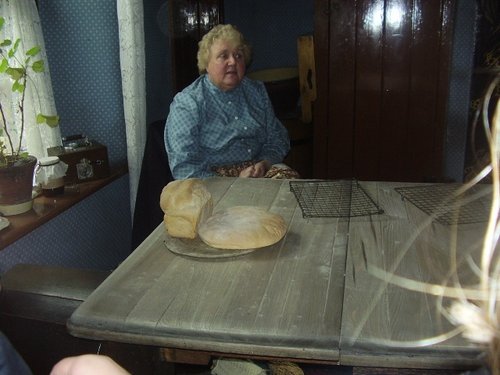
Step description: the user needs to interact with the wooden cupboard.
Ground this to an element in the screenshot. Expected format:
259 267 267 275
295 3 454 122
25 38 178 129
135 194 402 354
313 0 455 182
168 0 224 93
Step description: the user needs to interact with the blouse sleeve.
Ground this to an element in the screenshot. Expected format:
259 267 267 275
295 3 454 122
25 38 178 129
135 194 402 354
164 92 216 179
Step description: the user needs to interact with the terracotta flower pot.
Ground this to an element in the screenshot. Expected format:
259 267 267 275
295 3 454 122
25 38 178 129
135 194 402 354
0 155 37 216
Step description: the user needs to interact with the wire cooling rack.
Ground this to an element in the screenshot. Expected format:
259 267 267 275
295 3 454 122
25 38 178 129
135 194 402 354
289 180 384 219
395 184 492 225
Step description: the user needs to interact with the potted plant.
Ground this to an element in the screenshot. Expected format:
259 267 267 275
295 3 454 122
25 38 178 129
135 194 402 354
0 16 59 215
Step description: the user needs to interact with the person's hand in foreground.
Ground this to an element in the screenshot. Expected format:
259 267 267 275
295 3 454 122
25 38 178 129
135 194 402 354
50 354 130 375
239 160 271 178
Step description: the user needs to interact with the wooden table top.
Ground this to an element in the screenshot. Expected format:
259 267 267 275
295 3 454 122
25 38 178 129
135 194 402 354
339 182 487 370
68 178 488 369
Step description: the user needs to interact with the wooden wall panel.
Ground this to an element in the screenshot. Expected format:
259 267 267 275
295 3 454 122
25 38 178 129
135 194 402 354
353 0 386 180
314 0 455 182
435 0 455 181
408 0 439 180
377 0 413 181
326 0 357 179
406 0 449 181
313 0 331 179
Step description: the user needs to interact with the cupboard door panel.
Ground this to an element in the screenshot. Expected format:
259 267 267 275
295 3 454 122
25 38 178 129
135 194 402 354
314 0 454 182
353 0 386 180
314 0 357 179
405 0 452 181
326 0 357 179
169 0 200 93
313 0 331 179
198 0 223 35
377 0 413 181
169 0 223 93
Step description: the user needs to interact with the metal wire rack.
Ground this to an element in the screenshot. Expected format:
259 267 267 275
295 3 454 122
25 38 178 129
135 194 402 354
395 184 492 225
289 180 384 219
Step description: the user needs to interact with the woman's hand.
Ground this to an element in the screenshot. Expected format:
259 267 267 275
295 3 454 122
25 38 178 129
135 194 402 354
239 160 271 178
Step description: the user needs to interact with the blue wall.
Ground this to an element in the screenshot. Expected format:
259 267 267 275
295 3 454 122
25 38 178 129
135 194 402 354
39 0 127 166
1 0 133 274
225 0 314 72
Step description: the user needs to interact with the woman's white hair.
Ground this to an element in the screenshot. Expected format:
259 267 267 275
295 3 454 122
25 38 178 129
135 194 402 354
196 24 252 74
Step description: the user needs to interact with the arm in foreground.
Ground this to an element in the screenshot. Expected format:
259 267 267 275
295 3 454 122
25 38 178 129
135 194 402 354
50 355 130 375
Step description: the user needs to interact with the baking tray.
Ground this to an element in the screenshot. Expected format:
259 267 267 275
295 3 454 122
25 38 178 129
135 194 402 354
289 180 384 219
395 184 492 225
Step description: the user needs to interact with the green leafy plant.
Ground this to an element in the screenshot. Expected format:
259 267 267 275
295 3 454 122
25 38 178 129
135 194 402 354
0 16 59 167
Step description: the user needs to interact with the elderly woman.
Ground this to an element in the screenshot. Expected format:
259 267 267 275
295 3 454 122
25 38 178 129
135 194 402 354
164 24 291 179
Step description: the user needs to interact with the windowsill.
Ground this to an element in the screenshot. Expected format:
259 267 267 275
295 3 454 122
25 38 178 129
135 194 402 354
0 165 128 251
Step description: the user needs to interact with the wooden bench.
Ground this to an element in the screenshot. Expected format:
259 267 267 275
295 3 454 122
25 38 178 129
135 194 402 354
0 264 173 374
0 264 110 324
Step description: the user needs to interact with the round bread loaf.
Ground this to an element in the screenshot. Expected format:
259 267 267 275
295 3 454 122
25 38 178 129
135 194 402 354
160 178 213 239
198 206 286 249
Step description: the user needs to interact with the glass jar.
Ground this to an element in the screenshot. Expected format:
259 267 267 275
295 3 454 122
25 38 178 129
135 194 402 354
36 156 67 196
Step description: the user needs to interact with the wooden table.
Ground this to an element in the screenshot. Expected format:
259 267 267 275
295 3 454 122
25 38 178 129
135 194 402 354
340 182 487 370
68 178 487 370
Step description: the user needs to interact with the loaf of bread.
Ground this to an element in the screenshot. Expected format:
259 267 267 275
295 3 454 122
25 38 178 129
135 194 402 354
198 206 286 249
160 179 213 239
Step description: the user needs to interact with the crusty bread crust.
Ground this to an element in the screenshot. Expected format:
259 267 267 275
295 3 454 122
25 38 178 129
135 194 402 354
160 179 213 239
198 206 286 249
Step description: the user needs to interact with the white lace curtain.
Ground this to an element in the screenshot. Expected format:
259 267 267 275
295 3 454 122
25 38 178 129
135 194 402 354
0 0 61 159
117 0 147 218
1 0 147 216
